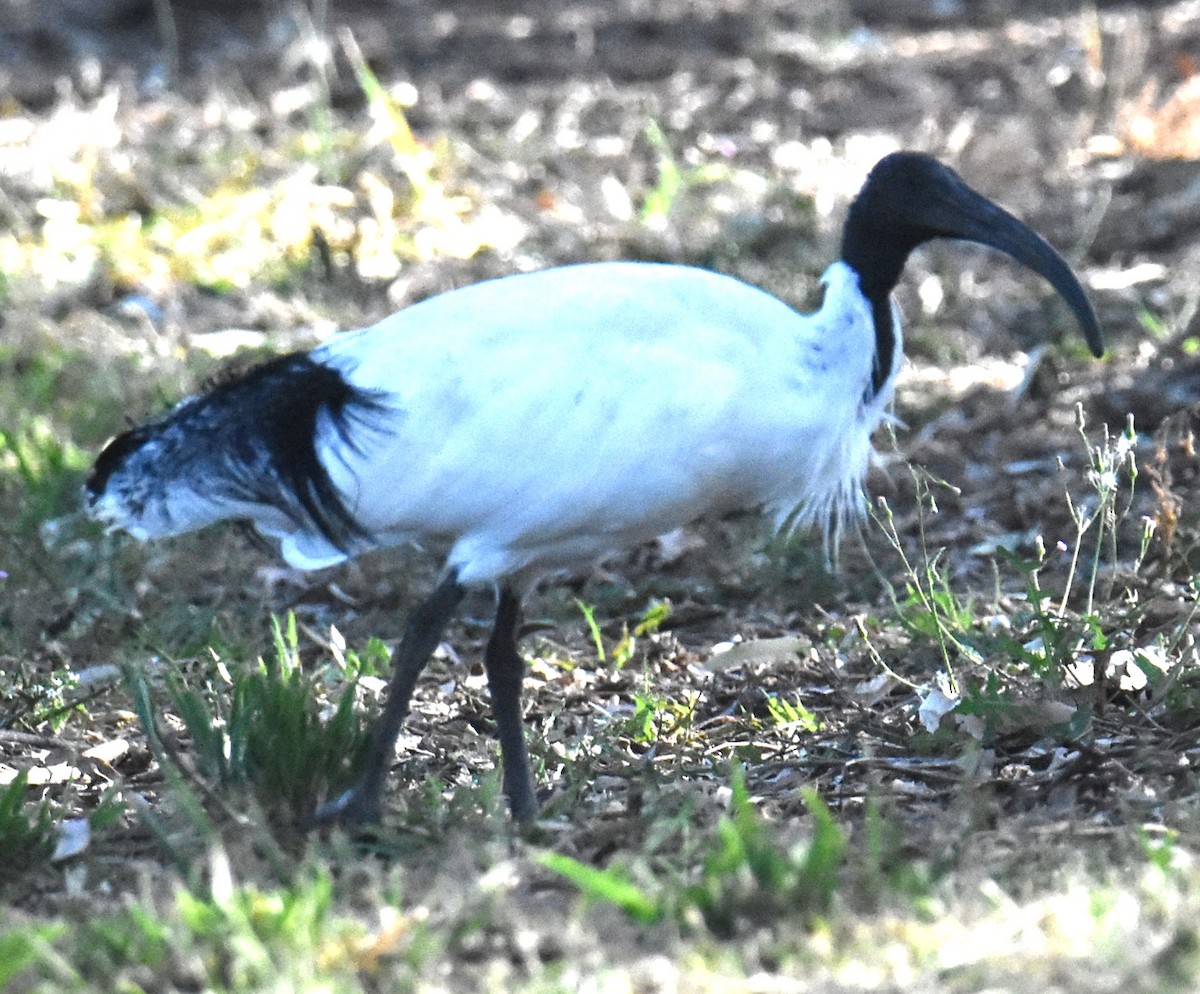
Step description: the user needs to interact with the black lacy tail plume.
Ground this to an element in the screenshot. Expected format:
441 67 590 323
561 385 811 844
206 352 389 550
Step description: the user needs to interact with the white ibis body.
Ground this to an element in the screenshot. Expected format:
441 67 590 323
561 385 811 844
86 152 1104 825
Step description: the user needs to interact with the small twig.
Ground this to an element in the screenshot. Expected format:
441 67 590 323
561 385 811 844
0 729 64 749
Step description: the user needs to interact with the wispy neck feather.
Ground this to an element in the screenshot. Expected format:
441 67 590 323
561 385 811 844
772 262 897 563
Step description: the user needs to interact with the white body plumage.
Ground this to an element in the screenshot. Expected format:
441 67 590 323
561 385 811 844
87 261 895 584
290 260 894 581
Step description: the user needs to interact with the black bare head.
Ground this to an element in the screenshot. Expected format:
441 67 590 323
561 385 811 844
86 424 154 502
840 152 1104 389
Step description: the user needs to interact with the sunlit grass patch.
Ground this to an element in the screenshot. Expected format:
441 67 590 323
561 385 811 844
0 832 1196 992
7 152 493 298
1 857 437 992
0 49 526 305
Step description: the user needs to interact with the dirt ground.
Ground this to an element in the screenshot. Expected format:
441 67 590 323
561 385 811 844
2 0 1200 987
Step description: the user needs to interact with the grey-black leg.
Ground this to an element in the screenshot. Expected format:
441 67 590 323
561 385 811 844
484 587 538 823
313 571 465 826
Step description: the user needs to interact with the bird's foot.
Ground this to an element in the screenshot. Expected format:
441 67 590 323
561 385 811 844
507 782 540 828
310 783 382 829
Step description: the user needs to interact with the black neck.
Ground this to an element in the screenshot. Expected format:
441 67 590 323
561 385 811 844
841 211 930 397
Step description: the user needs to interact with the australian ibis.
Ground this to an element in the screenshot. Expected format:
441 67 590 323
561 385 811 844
85 151 1103 825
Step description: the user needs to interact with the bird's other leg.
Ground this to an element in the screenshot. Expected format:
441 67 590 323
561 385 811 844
313 571 466 826
484 586 538 823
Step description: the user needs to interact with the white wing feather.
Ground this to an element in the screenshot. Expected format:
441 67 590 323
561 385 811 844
293 261 891 582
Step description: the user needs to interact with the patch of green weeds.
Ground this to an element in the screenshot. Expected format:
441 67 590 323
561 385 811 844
0 332 174 654
854 796 938 905
0 416 91 530
1140 826 1183 876
332 632 392 680
574 598 700 750
129 613 371 829
541 768 846 935
0 772 54 879
539 851 664 925
876 471 979 684
69 904 173 983
0 923 66 989
173 863 346 985
576 598 670 669
871 407 1156 741
640 122 731 231
763 692 821 733
1 664 89 733
1137 292 1200 353
8 334 148 438
684 774 845 936
621 689 700 746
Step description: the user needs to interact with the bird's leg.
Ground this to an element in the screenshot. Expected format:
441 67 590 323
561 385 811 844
313 571 465 826
484 587 539 823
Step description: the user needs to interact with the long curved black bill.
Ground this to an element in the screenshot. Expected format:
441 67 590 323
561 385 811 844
844 153 1104 357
